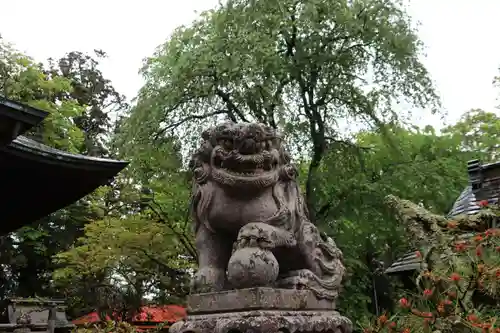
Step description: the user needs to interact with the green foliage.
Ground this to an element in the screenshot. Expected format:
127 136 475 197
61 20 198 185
319 123 494 323
125 0 440 217
364 202 500 333
53 130 195 314
442 109 500 162
74 321 138 333
0 37 85 152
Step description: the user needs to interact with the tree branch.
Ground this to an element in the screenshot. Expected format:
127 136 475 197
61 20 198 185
153 109 228 141
128 245 188 277
147 202 198 260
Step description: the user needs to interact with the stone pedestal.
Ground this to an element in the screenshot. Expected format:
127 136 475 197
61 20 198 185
170 288 352 333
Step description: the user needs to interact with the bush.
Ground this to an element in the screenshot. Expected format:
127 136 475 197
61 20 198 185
74 321 138 333
364 200 499 332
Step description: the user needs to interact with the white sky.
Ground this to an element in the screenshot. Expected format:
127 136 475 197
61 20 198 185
1 0 499 129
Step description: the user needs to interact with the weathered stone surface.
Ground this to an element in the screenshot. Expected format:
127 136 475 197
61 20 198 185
189 122 345 301
188 288 335 314
179 123 353 333
170 310 352 333
227 248 279 289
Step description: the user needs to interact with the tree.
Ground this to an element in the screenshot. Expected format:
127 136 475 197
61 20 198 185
53 133 195 315
0 36 85 151
442 109 500 162
44 50 128 156
0 37 128 314
316 124 482 323
124 0 439 221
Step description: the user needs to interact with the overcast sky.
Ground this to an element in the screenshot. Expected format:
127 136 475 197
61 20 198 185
1 0 499 129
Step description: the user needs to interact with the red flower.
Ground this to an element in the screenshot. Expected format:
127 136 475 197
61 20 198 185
423 289 433 297
467 314 478 322
478 200 489 207
474 234 483 242
454 242 467 252
475 245 483 257
399 297 410 308
450 272 461 282
389 322 396 328
415 250 422 258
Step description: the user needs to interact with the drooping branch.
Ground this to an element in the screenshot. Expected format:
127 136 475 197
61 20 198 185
146 202 197 260
128 245 189 277
153 109 228 141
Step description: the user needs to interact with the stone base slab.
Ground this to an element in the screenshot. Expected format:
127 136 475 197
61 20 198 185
169 310 353 333
188 288 335 314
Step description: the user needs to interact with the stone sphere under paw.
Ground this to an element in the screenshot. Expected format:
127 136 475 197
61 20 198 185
227 247 279 288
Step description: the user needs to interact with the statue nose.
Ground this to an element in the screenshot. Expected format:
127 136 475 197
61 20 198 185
239 138 257 154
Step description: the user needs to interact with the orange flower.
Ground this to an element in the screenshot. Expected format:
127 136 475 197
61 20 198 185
474 234 483 242
447 221 457 229
401 328 410 333
377 314 388 325
450 272 461 282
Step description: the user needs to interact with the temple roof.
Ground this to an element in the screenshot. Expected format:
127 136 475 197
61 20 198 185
385 159 500 274
0 96 128 234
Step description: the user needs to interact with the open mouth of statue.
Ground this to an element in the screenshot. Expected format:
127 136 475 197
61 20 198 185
212 153 278 177
210 137 280 179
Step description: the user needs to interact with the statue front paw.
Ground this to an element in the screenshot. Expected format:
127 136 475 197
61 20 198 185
190 267 226 293
234 222 296 250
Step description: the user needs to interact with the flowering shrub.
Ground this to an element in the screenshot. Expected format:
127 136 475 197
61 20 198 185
365 201 500 332
74 321 138 333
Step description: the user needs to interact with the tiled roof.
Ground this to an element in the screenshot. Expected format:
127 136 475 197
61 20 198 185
385 159 500 275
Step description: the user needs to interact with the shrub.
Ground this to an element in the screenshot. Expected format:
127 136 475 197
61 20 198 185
364 200 499 332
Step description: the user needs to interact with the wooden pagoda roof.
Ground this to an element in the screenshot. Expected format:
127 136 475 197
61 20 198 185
0 96 128 234
385 158 500 274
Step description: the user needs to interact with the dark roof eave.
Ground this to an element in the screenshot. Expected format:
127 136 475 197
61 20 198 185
5 136 129 171
481 160 500 171
0 96 48 125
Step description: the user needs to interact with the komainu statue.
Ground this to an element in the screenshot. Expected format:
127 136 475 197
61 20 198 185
188 122 345 301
